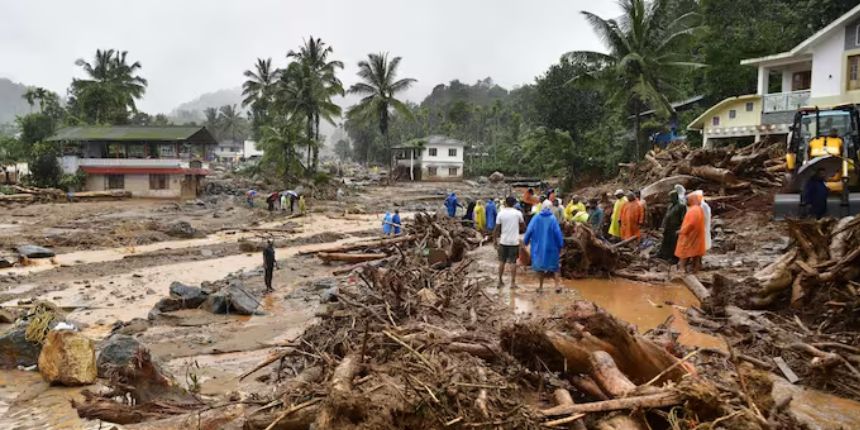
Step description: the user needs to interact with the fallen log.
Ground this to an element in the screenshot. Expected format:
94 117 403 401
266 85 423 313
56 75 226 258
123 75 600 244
680 274 711 303
300 235 414 255
540 390 682 416
0 194 35 203
690 166 749 189
640 175 699 206
74 190 132 200
589 351 636 397
317 252 387 264
595 415 648 430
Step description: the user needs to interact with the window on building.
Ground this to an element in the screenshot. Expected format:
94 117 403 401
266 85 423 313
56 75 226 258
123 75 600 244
849 55 860 91
712 116 720 126
427 166 438 176
792 71 811 91
107 143 126 158
745 102 754 112
149 174 169 190
127 144 145 158
856 25 860 46
448 148 457 157
428 148 438 156
159 144 177 158
448 167 458 176
729 110 737 120
107 174 124 190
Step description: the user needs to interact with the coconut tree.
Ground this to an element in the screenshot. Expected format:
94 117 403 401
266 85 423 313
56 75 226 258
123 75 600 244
203 107 221 140
347 52 416 173
285 37 344 171
218 104 247 145
242 58 281 138
565 0 701 159
69 49 148 124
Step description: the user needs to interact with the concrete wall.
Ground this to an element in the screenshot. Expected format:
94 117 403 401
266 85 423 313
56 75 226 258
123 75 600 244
84 173 183 198
845 19 860 50
422 145 464 164
702 98 762 134
421 162 463 181
812 29 846 99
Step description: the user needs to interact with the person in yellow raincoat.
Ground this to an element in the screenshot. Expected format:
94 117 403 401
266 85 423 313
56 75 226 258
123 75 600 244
474 200 486 231
608 189 627 238
563 196 586 222
298 195 307 214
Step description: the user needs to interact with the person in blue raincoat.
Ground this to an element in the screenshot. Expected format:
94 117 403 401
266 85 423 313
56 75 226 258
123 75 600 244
382 211 393 236
445 193 460 217
392 210 402 235
523 200 565 292
485 198 498 232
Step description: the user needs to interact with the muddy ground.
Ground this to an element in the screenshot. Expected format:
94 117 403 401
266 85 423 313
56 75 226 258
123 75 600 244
0 180 858 429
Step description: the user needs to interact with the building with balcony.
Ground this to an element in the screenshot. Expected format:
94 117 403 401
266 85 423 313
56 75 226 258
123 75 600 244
689 4 860 147
393 135 464 181
49 126 217 198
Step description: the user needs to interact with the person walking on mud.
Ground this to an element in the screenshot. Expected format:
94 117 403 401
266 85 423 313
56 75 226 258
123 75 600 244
263 239 277 293
524 200 564 292
494 196 525 289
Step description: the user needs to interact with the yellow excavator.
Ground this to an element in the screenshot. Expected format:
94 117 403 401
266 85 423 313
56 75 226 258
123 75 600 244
773 105 860 220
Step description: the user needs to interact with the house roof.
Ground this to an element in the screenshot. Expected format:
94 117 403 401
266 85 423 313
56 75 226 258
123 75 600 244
393 135 464 149
48 126 217 144
687 94 760 131
741 4 860 66
628 95 705 119
80 166 209 175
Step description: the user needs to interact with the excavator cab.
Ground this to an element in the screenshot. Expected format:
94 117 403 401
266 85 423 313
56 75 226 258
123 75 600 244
773 105 860 220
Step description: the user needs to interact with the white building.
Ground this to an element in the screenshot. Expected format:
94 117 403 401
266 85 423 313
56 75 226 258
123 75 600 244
393 135 464 181
689 4 860 146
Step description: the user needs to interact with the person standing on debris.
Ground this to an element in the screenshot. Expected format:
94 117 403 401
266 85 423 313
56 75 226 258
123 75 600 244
280 192 288 212
463 200 476 224
551 198 564 223
392 210 402 235
266 192 278 211
658 190 686 262
445 192 460 217
608 190 627 239
803 168 829 219
494 196 525 288
697 190 712 251
524 200 564 292
485 198 498 233
246 189 257 208
475 200 486 231
298 195 307 214
676 193 706 273
587 200 604 232
263 239 277 293
635 190 646 227
620 192 644 241
382 211 393 236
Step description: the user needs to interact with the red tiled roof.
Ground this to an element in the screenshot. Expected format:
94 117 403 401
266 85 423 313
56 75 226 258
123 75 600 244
80 166 209 175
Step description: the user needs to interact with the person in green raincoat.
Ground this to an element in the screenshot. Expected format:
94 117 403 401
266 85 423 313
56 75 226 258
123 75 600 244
658 190 686 263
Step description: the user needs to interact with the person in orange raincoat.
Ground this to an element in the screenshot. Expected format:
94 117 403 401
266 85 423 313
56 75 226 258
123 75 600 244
620 192 644 240
675 192 706 273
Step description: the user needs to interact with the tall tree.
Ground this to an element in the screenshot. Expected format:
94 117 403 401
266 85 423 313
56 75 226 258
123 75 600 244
347 52 416 172
68 49 148 124
567 0 701 159
242 58 281 139
285 37 344 171
218 104 246 144
203 107 221 139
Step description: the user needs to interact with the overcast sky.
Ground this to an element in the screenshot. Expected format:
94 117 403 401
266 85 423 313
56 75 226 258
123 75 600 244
0 0 620 114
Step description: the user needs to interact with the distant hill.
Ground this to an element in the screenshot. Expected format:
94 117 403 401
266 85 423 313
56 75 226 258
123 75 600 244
169 87 244 123
0 78 32 125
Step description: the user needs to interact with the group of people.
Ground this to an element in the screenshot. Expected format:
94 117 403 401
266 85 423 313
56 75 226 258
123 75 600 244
381 210 402 236
655 185 712 273
246 189 306 215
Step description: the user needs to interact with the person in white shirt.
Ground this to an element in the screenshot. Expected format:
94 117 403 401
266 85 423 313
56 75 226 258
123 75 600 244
494 196 525 288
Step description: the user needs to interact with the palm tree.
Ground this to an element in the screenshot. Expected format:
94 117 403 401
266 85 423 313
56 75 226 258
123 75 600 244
203 107 221 140
258 117 307 183
348 52 416 173
565 0 701 159
70 49 148 124
218 104 246 144
285 36 344 171
242 58 281 137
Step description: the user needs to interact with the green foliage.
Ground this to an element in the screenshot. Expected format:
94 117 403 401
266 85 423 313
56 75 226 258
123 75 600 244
58 169 87 192
256 117 308 184
333 139 351 161
27 141 62 188
67 49 147 125
0 135 26 164
17 113 57 146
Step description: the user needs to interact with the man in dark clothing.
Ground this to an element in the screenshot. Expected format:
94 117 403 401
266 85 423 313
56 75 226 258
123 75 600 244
266 193 278 211
803 168 829 219
658 190 686 262
263 240 276 293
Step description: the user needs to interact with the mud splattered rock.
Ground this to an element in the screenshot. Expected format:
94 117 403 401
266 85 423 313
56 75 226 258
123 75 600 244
38 330 96 385
0 326 42 368
488 171 505 183
169 282 208 307
16 245 55 259
166 221 198 238
202 283 261 315
0 257 13 269
97 334 140 377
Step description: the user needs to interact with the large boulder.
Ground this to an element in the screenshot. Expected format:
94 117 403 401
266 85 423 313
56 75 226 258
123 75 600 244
0 256 13 269
16 245 55 259
97 334 141 377
202 283 261 315
38 330 97 385
488 171 505 183
166 221 198 238
169 282 208 307
0 326 42 368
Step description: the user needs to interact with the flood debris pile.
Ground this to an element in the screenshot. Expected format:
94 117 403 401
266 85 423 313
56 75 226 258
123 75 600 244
305 211 482 272
560 222 628 278
0 184 131 204
696 214 860 399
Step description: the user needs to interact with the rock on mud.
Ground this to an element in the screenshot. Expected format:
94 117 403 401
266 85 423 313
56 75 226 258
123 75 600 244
16 245 55 259
0 326 42 368
202 283 261 315
169 282 209 307
165 221 198 238
97 334 141 377
38 330 97 385
489 171 505 183
0 256 13 268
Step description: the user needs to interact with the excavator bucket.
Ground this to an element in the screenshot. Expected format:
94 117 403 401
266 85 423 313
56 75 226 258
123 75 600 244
773 192 860 220
787 155 843 191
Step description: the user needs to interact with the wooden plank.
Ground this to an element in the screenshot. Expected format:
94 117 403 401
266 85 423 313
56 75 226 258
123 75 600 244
773 356 799 384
